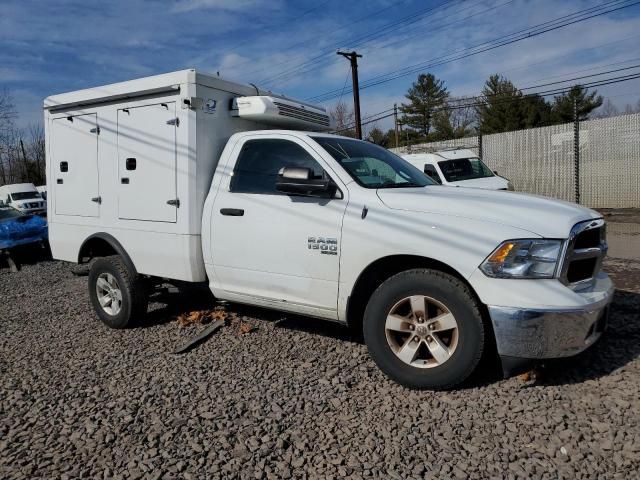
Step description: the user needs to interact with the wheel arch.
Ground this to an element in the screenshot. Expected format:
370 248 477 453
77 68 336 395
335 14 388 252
346 254 486 333
78 233 138 275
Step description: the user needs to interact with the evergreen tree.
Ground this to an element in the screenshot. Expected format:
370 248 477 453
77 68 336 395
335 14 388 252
521 94 552 127
399 73 449 137
551 85 603 122
476 74 526 134
476 75 553 133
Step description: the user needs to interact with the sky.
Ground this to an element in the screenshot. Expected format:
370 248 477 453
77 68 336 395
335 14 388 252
2 0 640 131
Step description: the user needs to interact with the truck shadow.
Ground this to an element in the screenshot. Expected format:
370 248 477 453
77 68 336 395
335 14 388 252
140 284 639 387
535 290 640 386
140 281 361 343
0 243 52 271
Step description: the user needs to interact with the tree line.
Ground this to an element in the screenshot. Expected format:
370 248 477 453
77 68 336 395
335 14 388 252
0 90 45 187
330 72 640 147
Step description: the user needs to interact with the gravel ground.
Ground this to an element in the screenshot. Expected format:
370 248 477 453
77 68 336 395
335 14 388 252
1 256 639 479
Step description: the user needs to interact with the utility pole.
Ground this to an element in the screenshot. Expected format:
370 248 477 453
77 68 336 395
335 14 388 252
337 50 363 139
573 97 580 204
19 138 29 182
0 147 6 185
393 104 399 148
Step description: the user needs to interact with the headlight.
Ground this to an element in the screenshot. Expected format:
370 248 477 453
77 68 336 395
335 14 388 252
507 181 514 191
480 239 562 279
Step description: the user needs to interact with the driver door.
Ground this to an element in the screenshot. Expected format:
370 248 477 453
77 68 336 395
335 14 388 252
210 134 348 318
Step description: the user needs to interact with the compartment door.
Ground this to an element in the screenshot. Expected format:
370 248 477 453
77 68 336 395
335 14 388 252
51 113 100 217
117 103 177 223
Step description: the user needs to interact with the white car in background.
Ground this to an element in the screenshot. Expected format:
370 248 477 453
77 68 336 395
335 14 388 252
0 183 47 215
402 148 513 191
36 185 47 200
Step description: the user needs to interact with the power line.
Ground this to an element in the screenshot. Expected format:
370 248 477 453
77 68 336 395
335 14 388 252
312 0 636 101
349 0 515 62
265 0 511 88
258 0 461 87
497 33 640 78
209 0 334 68
332 68 640 133
234 0 409 80
309 0 640 102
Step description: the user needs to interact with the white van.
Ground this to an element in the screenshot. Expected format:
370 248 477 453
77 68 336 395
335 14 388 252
402 148 513 190
0 183 47 214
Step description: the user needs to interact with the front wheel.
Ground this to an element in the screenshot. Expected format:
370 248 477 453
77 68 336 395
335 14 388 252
88 256 148 329
363 269 485 390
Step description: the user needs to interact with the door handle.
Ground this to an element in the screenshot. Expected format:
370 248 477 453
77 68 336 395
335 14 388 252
121 178 129 184
91 196 102 204
220 208 244 216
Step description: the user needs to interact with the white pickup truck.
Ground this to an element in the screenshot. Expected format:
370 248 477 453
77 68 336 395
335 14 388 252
45 70 612 389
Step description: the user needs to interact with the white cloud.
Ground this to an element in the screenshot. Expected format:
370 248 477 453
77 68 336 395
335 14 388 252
0 67 23 82
173 0 275 12
4 0 640 128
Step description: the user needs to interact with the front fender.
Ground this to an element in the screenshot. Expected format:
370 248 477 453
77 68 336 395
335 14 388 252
337 196 539 320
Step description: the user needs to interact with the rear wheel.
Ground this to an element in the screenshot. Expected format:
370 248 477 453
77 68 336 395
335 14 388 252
363 269 485 390
88 256 148 329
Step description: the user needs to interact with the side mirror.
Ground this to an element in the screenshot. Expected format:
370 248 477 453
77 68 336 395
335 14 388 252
424 168 442 185
276 167 335 197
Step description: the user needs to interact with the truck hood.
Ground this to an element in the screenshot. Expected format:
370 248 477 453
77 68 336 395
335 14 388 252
376 186 600 238
447 176 509 190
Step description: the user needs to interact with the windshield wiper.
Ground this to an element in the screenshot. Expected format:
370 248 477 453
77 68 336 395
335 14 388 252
376 181 423 189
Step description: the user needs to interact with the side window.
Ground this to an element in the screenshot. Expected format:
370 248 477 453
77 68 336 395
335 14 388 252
230 139 325 194
424 164 442 184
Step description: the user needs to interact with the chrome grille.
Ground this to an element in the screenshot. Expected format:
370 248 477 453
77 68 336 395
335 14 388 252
559 219 607 288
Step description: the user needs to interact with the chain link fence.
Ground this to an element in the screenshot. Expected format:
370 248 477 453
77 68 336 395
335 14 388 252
390 112 640 208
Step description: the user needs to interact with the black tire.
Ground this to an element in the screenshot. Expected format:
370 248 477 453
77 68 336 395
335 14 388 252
88 255 148 329
363 269 485 390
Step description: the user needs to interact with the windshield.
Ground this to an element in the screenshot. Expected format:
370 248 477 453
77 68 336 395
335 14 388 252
437 158 494 182
0 208 24 221
311 136 433 189
11 191 41 200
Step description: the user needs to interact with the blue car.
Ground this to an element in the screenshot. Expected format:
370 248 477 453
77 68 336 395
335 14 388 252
0 207 48 250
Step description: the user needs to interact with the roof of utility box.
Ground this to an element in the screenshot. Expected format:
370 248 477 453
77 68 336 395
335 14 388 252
43 69 324 115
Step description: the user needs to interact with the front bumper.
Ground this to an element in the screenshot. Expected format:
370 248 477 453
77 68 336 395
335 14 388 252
487 274 614 360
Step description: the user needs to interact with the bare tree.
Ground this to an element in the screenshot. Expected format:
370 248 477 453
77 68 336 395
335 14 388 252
0 90 17 184
329 101 356 137
0 89 16 132
433 96 477 140
27 124 46 185
597 98 619 118
0 90 46 186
